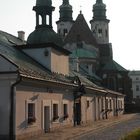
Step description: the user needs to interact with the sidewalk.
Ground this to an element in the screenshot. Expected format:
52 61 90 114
30 114 137 140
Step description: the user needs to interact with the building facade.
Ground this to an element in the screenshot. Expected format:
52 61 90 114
129 71 140 107
0 0 128 140
58 0 132 105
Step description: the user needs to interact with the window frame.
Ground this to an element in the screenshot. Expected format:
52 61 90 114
52 103 59 122
26 100 37 126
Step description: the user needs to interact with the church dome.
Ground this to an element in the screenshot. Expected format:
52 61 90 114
36 0 52 6
59 0 73 21
93 0 107 20
27 27 63 46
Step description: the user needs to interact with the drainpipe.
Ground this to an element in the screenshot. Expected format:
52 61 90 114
105 93 108 119
73 91 76 127
9 72 21 140
116 95 118 116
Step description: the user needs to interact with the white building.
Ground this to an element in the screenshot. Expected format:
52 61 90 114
0 0 125 140
129 71 140 99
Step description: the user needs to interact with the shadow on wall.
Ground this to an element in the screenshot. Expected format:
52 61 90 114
18 120 27 129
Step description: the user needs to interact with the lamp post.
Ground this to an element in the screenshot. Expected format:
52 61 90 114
73 76 86 126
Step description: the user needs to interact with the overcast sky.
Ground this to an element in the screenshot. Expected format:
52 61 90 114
0 0 140 71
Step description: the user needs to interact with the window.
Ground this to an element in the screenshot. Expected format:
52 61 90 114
136 85 139 91
46 15 49 25
39 15 42 25
98 29 102 37
120 101 123 109
105 99 108 110
87 100 90 108
63 104 68 120
98 29 102 33
53 104 59 121
63 29 68 36
109 99 112 111
28 103 36 124
101 98 104 111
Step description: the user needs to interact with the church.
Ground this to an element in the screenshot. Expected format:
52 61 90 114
56 0 132 105
0 0 130 140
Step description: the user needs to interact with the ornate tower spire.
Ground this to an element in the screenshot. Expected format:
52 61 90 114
27 0 63 46
93 0 107 20
56 0 74 39
90 0 110 44
90 0 112 66
96 0 103 3
59 0 73 21
63 0 69 4
33 0 55 29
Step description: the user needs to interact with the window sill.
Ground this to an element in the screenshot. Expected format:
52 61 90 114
63 119 69 122
52 120 59 124
27 123 38 128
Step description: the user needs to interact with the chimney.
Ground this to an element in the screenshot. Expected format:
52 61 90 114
18 31 25 41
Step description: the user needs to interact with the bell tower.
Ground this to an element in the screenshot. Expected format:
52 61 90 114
90 0 112 68
27 0 63 46
33 0 55 29
90 0 110 44
56 0 74 39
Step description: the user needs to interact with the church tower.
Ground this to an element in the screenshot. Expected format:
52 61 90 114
27 0 62 46
33 0 54 29
90 0 110 44
56 0 74 39
90 0 112 67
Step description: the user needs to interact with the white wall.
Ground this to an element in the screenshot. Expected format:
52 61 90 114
15 85 74 137
23 48 51 70
129 71 140 98
23 47 69 75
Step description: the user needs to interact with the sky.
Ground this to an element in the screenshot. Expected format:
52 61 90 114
0 0 140 71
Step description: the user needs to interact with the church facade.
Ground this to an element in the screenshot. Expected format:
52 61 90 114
57 0 132 106
0 0 129 140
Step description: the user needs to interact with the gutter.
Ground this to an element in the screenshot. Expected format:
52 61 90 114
116 95 118 116
9 72 21 140
105 92 108 119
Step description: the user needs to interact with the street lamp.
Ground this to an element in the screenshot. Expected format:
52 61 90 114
73 76 86 126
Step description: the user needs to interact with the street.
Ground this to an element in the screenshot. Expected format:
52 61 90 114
29 114 140 140
75 114 140 140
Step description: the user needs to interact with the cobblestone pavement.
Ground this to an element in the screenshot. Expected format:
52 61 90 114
75 114 140 140
29 114 140 140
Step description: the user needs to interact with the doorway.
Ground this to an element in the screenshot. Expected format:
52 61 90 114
44 106 50 133
74 99 81 126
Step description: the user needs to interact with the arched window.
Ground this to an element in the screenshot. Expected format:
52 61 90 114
46 15 49 25
63 29 68 36
98 29 102 37
39 15 42 25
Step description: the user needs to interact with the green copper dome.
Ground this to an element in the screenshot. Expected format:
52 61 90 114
36 0 52 6
27 0 63 46
70 48 97 59
93 0 107 20
96 0 103 3
27 27 63 46
59 0 73 21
